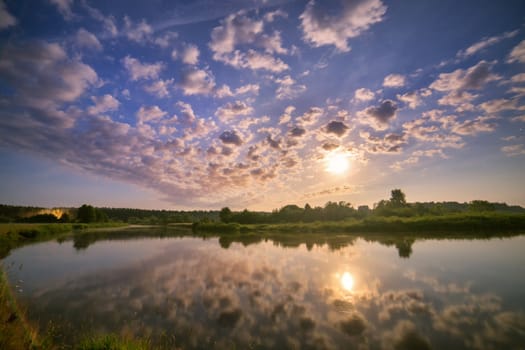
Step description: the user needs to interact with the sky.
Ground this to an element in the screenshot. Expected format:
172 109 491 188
0 0 524 211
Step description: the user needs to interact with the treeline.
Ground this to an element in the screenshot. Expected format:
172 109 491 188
0 204 220 224
219 189 525 224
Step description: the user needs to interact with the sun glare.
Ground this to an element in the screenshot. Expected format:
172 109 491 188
326 152 350 175
340 272 354 291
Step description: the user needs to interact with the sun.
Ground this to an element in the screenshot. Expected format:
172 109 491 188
325 152 350 174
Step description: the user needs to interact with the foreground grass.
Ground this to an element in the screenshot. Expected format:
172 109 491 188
77 334 149 350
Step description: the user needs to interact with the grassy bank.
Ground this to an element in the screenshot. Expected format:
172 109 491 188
0 269 40 349
193 213 525 235
0 222 127 259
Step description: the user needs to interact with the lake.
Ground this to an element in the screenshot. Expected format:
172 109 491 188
2 228 525 349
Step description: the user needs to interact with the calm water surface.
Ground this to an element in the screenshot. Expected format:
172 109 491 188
3 230 525 349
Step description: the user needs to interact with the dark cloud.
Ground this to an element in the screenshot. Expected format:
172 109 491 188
219 130 243 146
289 126 306 137
366 100 397 123
325 120 349 137
322 143 339 151
266 135 281 149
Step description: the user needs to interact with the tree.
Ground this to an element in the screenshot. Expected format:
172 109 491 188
468 200 495 212
219 207 232 223
390 189 407 207
77 204 96 223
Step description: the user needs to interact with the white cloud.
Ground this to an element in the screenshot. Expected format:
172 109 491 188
124 16 153 44
123 56 164 81
181 44 200 65
451 116 497 136
457 30 518 58
209 11 289 73
88 94 119 115
430 60 500 92
397 91 421 109
501 144 525 156
216 101 253 123
507 39 525 64
171 50 177 61
216 49 289 72
144 79 174 98
279 106 295 125
49 0 74 20
383 74 406 88
300 0 386 52
136 105 167 124
179 68 216 95
75 28 102 51
81 1 117 37
510 73 525 83
0 0 17 29
480 99 525 114
354 88 375 101
153 31 178 48
216 83 260 98
275 75 306 100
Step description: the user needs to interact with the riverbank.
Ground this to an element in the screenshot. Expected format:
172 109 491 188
0 222 128 259
193 213 525 235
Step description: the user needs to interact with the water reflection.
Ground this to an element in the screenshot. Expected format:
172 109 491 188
340 272 354 292
3 230 525 349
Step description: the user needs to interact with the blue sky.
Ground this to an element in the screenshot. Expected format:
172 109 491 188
0 0 524 210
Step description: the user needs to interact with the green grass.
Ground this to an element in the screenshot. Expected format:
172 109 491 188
76 334 149 350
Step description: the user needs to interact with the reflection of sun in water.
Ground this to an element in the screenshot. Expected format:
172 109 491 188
340 272 354 291
325 152 350 175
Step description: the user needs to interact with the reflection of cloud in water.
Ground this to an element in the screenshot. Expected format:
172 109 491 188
22 237 525 349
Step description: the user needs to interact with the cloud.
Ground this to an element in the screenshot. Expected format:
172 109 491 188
383 73 406 88
209 10 264 55
358 100 398 130
324 121 349 137
397 91 422 109
179 68 216 96
457 30 518 58
136 105 167 124
430 60 500 92
275 75 306 100
216 101 253 123
279 105 296 125
153 31 178 48
144 79 174 98
88 94 120 115
507 39 525 63
0 0 16 29
360 130 406 154
81 1 117 37
0 41 98 109
124 16 153 43
209 10 289 72
216 84 260 98
451 116 497 136
217 49 289 72
219 130 243 146
299 0 386 52
75 28 102 51
49 0 74 20
354 88 375 102
501 144 525 156
123 56 164 81
289 126 306 137
480 98 525 114
181 44 200 65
